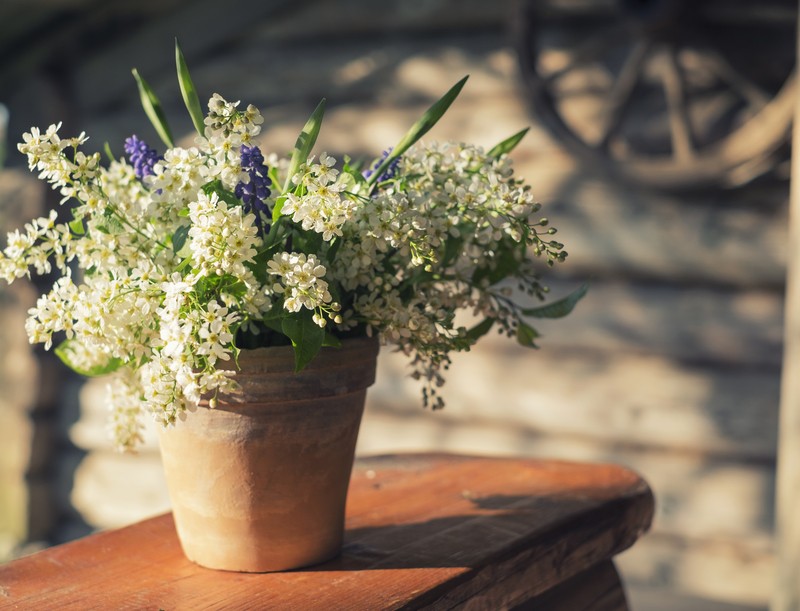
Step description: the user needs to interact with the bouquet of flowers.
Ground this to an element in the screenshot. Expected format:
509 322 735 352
4 42 584 450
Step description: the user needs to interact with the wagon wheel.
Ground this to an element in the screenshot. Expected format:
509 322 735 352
514 0 797 190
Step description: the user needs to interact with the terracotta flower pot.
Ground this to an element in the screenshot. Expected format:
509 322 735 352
157 335 379 572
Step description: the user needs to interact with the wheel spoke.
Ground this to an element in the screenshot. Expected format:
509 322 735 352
515 0 794 188
701 46 771 111
525 0 619 27
660 46 695 161
597 38 651 149
541 23 630 84
697 2 797 27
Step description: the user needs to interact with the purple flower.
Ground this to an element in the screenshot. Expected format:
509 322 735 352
123 135 161 180
235 145 272 234
364 148 401 183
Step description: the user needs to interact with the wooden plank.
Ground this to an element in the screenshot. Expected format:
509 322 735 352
0 170 45 230
72 34 535 152
181 29 788 289
773 6 800 609
10 8 791 289
67 451 170 530
513 279 783 367
619 533 775 608
0 172 44 556
537 177 789 289
356 409 777 604
0 2 124 99
87 120 787 294
69 328 780 484
252 0 516 41
71 0 518 110
358 410 776 545
61 30 792 289
0 454 654 610
627 587 769 611
513 560 628 611
71 0 297 113
78 264 784 448
0 408 29 560
183 32 517 109
367 345 780 461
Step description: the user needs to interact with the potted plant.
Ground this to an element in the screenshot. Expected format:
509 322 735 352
3 42 585 571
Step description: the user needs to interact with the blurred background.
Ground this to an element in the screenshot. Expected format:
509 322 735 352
0 1 795 609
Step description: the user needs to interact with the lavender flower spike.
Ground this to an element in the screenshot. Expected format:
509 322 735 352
364 148 401 183
124 135 160 179
235 144 272 234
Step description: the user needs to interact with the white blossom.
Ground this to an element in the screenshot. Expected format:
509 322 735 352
5 90 571 451
267 252 337 324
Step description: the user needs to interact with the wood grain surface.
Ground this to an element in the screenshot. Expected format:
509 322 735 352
0 454 653 610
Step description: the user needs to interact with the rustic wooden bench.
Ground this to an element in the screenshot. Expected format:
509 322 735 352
0 453 653 610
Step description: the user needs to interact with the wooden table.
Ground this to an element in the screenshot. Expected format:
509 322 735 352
0 453 654 610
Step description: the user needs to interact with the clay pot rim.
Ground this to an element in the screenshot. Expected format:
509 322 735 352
229 334 379 372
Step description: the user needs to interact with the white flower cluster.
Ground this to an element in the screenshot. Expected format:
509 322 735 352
6 96 276 446
5 83 572 450
268 252 340 326
282 154 356 241
328 140 563 406
145 296 241 425
149 147 211 209
187 191 261 278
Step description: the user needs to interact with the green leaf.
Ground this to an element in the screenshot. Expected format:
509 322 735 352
487 127 530 159
335 170 357 193
322 333 342 348
465 317 495 342
224 279 248 299
132 68 174 148
175 39 206 137
342 155 366 176
521 284 588 319
174 256 192 273
202 179 239 207
473 242 522 287
268 166 281 190
281 310 325 372
367 75 468 188
262 217 288 251
272 194 288 224
56 340 124 377
441 234 464 267
282 98 326 194
250 308 284 335
294 229 323 256
103 141 116 163
94 212 123 236
325 236 342 262
69 218 85 236
516 320 540 348
172 224 190 254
